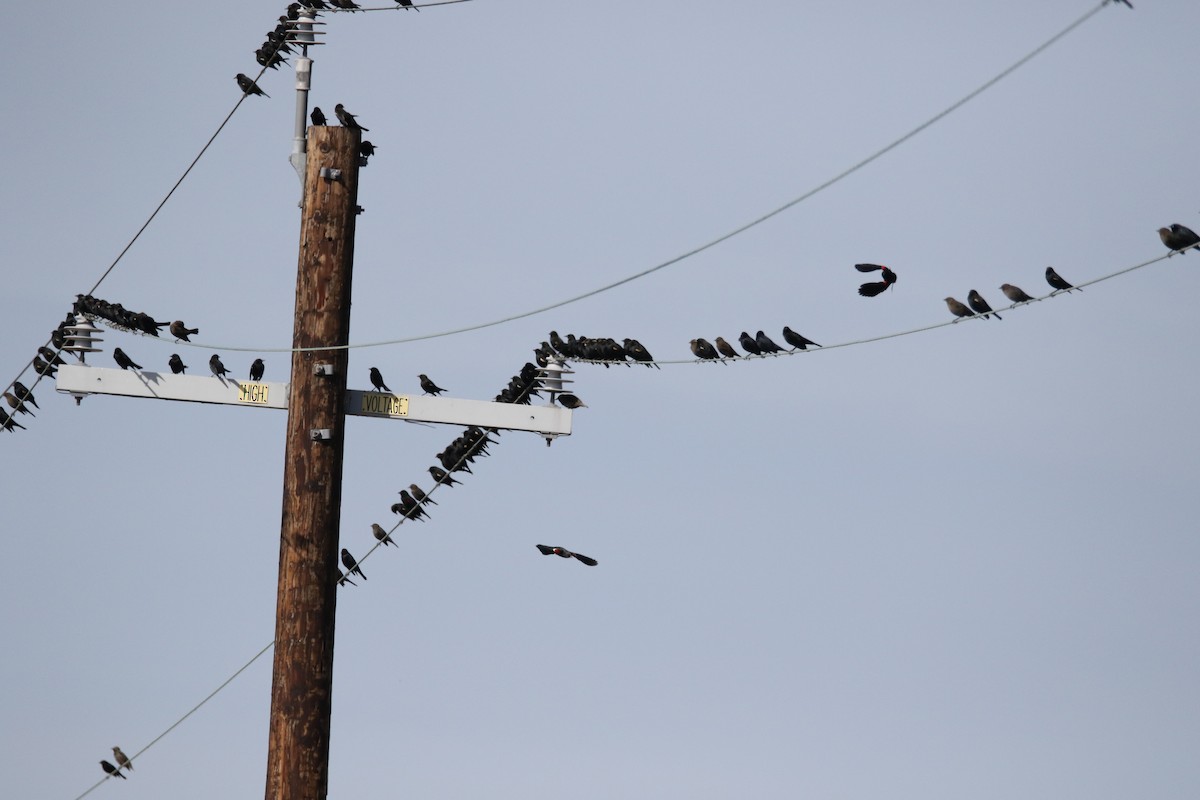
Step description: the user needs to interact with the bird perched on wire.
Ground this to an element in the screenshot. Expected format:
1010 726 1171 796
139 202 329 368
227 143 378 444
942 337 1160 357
737 331 763 357
13 382 38 409
557 393 587 409
781 326 820 350
169 320 199 341
330 0 362 10
623 338 659 368
33 355 57 377
249 359 265 382
372 522 397 547
236 73 269 98
536 544 598 566
395 490 429 521
398 0 420 10
713 336 739 359
967 290 1001 320
1159 223 1200 255
334 103 368 131
1000 283 1034 304
210 354 232 378
1045 267 1079 293
310 106 327 126
113 348 142 371
0 411 27 432
755 330 783 355
369 367 391 392
418 374 445 396
429 465 462 487
3 392 33 417
38 346 67 367
944 297 975 320
112 746 133 773
337 569 356 587
690 338 720 361
409 483 437 506
855 263 898 297
341 548 366 580
168 354 187 374
100 760 126 780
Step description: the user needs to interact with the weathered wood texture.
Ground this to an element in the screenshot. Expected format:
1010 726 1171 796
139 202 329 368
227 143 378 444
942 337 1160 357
265 124 361 800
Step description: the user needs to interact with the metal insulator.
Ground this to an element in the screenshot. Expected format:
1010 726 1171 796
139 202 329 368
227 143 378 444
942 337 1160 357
61 314 104 354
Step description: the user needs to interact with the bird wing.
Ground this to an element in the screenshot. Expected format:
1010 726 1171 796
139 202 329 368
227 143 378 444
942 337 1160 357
858 281 888 297
573 553 599 566
855 263 885 273
536 544 556 556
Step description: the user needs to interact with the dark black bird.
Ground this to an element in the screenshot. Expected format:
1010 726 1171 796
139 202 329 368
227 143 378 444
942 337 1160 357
337 569 356 587
310 106 327 126
781 326 820 350
369 367 391 392
33 356 57 377
1045 267 1079 293
737 331 762 356
1159 224 1200 255
0 412 26 432
1000 284 1034 304
100 761 126 780
249 359 265 382
714 336 739 359
557 393 587 409
12 381 38 408
623 338 658 368
168 354 187 374
359 140 376 157
536 544 598 566
38 346 67 367
334 103 368 131
331 0 362 9
210 354 231 378
429 465 461 487
396 490 429 520
341 548 366 580
372 523 396 547
169 320 199 341
418 374 445 395
755 330 783 355
4 393 33 417
236 73 269 98
967 290 1001 320
855 263 898 297
944 297 975 320
690 338 720 360
398 0 420 11
113 348 142 371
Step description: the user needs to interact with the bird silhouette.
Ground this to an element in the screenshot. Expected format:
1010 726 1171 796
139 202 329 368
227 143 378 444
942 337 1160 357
168 354 187 374
737 331 763 356
536 544 598 566
944 297 975 320
623 338 659 368
1159 223 1200 255
100 760 126 780
210 354 232 378
855 263 898 297
113 348 142 371
372 523 397 547
236 73 269 97
781 326 820 350
359 140 377 157
418 374 445 395
557 393 587 409
398 0 420 9
1000 284 1034 304
690 338 720 360
12 382 37 408
369 367 391 392
755 330 783 355
39 346 67 367
337 569 356 587
429 465 461 487
334 103 368 131
3 392 33 417
341 548 366 580
0 412 27 432
409 483 437 506
249 359 265 382
169 320 199 341
112 746 133 772
967 290 1001 320
1045 267 1079 293
33 356 57 377
310 106 327 126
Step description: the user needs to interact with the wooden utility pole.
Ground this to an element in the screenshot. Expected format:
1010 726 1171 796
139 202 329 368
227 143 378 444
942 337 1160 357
264 124 361 800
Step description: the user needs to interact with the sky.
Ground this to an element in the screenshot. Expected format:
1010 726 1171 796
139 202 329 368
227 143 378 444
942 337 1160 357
2 1 1199 798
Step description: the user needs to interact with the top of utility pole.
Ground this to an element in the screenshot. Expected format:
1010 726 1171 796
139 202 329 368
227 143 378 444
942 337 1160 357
288 9 323 185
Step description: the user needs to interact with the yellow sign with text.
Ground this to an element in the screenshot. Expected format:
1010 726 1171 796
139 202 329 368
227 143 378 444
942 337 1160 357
238 383 270 404
360 393 409 417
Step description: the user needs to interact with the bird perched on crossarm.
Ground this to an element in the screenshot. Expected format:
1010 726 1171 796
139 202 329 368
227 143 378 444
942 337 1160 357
113 348 142 371
210 354 232 378
168 354 187 374
855 263 898 297
249 359 265 382
418 374 445 395
369 367 391 392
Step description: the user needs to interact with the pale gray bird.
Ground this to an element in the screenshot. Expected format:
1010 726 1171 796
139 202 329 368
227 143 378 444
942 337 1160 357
371 523 396 547
967 290 1001 320
210 354 231 378
112 746 133 772
1000 283 1034 303
334 103 368 131
169 320 199 341
944 297 975 320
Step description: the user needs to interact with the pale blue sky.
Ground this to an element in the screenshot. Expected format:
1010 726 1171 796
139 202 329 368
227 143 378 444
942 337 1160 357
2 2 1199 798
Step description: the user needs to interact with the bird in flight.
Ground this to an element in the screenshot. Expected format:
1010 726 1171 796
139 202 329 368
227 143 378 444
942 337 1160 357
536 544 598 566
855 263 898 297
557 393 587 409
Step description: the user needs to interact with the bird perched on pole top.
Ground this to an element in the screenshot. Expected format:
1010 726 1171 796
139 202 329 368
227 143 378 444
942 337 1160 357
236 73 269 98
1044 267 1079 293
334 103 368 131
967 290 1001 320
310 106 327 126
536 544 598 566
1000 284 1034 304
944 297 975 320
1159 223 1200 255
855 263 898 297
